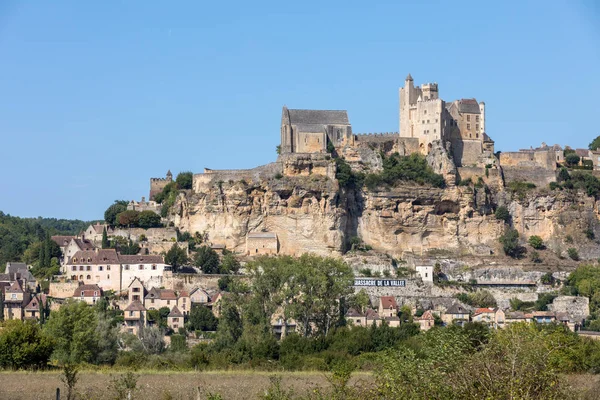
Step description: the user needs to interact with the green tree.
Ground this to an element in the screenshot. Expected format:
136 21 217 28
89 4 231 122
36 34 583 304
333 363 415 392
164 243 188 272
104 200 128 226
558 167 571 182
116 210 140 227
187 305 218 332
567 248 580 261
43 300 99 365
494 206 510 223
137 211 162 229
95 314 118 365
589 135 600 151
499 228 523 258
566 153 581 166
0 320 54 369
175 171 193 190
194 246 220 274
101 227 109 249
220 253 240 274
528 235 544 249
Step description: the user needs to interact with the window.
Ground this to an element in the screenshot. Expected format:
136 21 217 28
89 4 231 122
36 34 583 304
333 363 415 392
73 258 77 262
467 123 471 130
476 115 480 122
476 133 479 138
107 265 111 271
133 287 140 292
435 119 438 122
124 265 130 270
98 266 103 271
422 120 425 124
133 295 140 301
467 115 471 122
139 265 143 270
433 129 436 133
173 318 179 322
425 273 428 277
152 265 157 270
167 300 171 305
183 298 186 303
86 275 91 280
87 258 92 262
81 291 85 297
93 291 97 296
11 294 16 299
129 311 134 317
427 120 429 123
424 110 427 114
71 266 76 271
151 299 155 304
86 266 91 271
476 124 479 131
107 274 110 279
79 266 84 271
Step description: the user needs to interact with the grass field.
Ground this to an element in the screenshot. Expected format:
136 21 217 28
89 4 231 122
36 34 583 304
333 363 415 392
1 370 599 399
0 370 374 400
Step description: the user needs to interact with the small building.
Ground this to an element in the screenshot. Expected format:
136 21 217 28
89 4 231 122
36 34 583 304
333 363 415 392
23 294 47 321
4 262 37 291
82 223 113 243
62 238 95 265
504 311 531 325
123 301 146 336
417 310 435 331
365 309 381 327
346 308 366 327
472 308 496 325
4 280 29 320
119 254 167 289
128 277 146 303
246 232 278 256
190 288 211 305
442 303 470 326
378 296 398 318
532 311 556 324
177 291 190 316
208 293 223 317
167 306 184 331
73 283 103 305
64 249 120 290
415 266 434 283
144 287 162 310
383 316 401 327
159 289 178 311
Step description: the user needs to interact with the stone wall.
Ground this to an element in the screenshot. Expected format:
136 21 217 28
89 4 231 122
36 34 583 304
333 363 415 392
111 227 177 242
548 295 590 321
500 150 557 170
451 139 484 167
457 166 503 188
193 162 283 190
502 166 556 186
49 281 80 298
397 137 421 156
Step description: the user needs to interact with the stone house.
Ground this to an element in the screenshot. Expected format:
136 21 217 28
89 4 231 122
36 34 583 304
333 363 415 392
442 303 470 326
208 293 223 317
4 262 37 291
365 309 381 327
51 235 77 256
128 277 146 303
189 288 211 305
4 280 29 320
73 283 103 305
62 238 95 265
167 306 184 331
417 310 435 331
531 311 556 324
144 288 162 310
23 294 47 321
415 266 434 283
120 254 167 289
472 308 496 325
504 311 531 325
346 308 366 327
246 232 278 256
123 301 146 336
177 290 190 316
82 223 113 244
378 296 398 318
127 196 161 215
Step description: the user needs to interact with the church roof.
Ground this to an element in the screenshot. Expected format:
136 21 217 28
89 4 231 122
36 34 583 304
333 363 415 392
287 109 349 125
406 73 413 81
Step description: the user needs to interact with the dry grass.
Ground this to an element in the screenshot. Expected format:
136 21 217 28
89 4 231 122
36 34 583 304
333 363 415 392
0 370 374 400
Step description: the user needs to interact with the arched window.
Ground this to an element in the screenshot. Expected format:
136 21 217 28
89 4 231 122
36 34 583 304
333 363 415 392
86 275 91 280
79 275 83 280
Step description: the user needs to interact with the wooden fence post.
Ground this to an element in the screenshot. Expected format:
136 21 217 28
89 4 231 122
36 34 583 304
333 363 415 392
56 388 60 400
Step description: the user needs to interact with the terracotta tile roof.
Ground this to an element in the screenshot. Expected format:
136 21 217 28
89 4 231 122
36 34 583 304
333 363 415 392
5 280 23 294
67 249 119 265
178 290 189 297
365 309 380 320
473 308 496 316
380 296 398 310
24 294 47 311
124 301 146 312
74 284 102 297
346 308 364 318
168 305 184 318
118 255 164 264
418 310 435 321
160 289 177 300
145 287 161 300
51 235 76 247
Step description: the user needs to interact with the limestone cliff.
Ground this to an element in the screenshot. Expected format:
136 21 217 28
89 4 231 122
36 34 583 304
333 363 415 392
169 153 600 264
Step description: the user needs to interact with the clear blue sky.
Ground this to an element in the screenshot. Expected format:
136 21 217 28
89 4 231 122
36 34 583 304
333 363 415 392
1 0 599 220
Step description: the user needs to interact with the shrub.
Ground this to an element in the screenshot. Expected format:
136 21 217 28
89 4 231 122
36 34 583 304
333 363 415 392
458 178 473 186
528 235 544 250
494 206 510 223
565 235 573 244
586 228 595 240
567 248 580 261
274 173 283 180
499 228 524 258
175 171 193 190
530 251 542 263
566 153 581 166
540 272 555 285
557 168 570 182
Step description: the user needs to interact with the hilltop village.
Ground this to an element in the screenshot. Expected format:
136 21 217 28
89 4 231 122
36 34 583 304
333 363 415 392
3 74 600 351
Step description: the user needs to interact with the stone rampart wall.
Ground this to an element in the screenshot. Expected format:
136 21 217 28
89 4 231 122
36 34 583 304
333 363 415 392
111 227 177 242
502 166 556 186
354 133 399 144
49 281 80 298
193 162 283 189
457 166 502 186
500 150 557 170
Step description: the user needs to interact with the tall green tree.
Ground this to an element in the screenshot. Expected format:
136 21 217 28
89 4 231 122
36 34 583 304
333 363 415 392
43 300 100 365
589 135 600 151
175 171 193 190
0 320 54 370
104 200 128 226
164 243 188 272
101 227 109 249
137 211 162 229
194 246 220 274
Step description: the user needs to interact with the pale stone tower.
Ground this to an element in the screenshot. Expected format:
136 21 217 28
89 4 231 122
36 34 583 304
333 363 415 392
479 101 486 133
399 73 415 137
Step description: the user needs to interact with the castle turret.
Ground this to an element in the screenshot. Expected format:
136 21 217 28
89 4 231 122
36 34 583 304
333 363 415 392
399 73 415 136
166 170 173 181
479 101 486 134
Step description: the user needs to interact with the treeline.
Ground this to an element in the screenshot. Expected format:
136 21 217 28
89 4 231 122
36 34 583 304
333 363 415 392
0 211 92 270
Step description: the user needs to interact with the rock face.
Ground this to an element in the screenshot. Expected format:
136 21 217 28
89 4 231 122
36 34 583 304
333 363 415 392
171 154 600 262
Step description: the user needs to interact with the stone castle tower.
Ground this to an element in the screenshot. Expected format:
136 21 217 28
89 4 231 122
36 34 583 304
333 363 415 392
149 170 172 200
